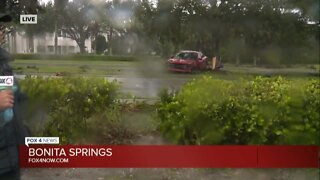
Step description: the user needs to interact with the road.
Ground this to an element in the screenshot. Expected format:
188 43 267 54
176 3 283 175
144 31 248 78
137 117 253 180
12 59 319 100
13 58 199 98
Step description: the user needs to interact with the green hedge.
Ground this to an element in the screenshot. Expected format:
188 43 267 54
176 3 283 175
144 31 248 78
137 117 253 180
19 77 119 144
13 54 136 61
157 76 320 145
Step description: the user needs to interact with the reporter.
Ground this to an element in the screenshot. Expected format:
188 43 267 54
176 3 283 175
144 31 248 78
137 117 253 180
0 13 27 180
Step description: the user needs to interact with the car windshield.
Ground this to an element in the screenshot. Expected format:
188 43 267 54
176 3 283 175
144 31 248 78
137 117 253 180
175 52 198 60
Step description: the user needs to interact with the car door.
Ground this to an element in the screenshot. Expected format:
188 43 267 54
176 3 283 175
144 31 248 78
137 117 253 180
196 53 206 70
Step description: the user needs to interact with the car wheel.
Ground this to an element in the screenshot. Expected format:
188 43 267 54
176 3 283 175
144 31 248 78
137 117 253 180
190 67 196 73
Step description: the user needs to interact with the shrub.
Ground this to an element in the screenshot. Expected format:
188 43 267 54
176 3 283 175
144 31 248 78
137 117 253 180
301 80 320 144
157 76 319 145
19 77 119 144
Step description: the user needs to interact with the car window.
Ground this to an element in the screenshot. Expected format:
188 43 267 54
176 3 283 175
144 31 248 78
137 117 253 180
175 52 198 60
191 53 198 60
175 52 185 59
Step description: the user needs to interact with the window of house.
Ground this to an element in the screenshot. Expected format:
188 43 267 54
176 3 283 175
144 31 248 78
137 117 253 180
62 46 68 54
47 45 54 52
57 46 62 54
57 30 67 38
68 46 75 53
37 45 45 53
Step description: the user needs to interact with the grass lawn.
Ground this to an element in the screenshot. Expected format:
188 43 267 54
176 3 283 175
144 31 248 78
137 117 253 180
10 59 135 76
9 58 319 78
223 63 319 76
11 59 136 66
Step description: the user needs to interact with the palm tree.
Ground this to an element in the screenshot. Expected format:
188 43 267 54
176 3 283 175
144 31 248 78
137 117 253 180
54 0 67 54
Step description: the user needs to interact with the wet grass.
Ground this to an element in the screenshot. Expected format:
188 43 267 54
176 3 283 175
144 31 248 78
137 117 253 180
12 59 135 66
120 107 158 134
10 59 134 76
223 63 319 77
10 58 319 79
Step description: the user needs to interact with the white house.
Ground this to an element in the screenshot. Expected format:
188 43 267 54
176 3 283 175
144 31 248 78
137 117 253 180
5 31 92 54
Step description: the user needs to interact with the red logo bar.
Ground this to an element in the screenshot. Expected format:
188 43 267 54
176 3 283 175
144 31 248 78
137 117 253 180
19 145 319 168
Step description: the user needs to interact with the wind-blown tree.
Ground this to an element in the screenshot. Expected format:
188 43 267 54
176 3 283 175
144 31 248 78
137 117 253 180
289 0 319 64
239 1 282 64
132 0 158 53
153 0 177 55
0 0 41 52
0 0 40 21
22 3 56 53
179 0 210 52
108 1 147 55
199 0 231 58
232 0 316 65
53 0 68 54
290 0 319 23
59 0 95 54
92 34 107 54
132 0 318 65
102 0 138 55
134 0 233 57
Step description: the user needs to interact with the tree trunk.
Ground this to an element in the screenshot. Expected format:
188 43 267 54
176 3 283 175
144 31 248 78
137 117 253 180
253 56 257 66
79 39 86 54
6 33 10 52
80 47 85 54
94 34 98 54
28 34 34 53
12 30 17 54
236 54 240 66
215 39 220 61
54 0 58 55
54 23 58 55
108 26 113 55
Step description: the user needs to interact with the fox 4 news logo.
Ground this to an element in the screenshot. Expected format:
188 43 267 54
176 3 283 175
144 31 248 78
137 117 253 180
0 76 14 86
20 14 37 24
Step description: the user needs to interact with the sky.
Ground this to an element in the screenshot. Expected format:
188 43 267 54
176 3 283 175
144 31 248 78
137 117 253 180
39 0 158 5
39 0 53 5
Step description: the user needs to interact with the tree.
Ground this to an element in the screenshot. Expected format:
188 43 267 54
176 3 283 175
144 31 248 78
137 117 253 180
233 0 315 65
59 0 95 54
133 0 158 54
0 0 41 22
0 0 41 53
290 0 319 23
93 34 107 54
103 0 138 55
54 0 68 54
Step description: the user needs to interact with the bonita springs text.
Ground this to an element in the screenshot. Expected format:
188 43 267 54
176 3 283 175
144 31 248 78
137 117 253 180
29 147 113 157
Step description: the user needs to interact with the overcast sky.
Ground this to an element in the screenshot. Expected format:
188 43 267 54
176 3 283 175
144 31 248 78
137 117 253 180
38 0 158 5
39 0 52 4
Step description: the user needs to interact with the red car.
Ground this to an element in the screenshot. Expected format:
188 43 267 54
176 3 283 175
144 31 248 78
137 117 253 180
167 50 210 73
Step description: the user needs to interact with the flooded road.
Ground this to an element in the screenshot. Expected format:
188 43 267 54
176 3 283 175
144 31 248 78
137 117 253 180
108 76 190 98
15 73 194 98
13 58 318 99
14 58 197 98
